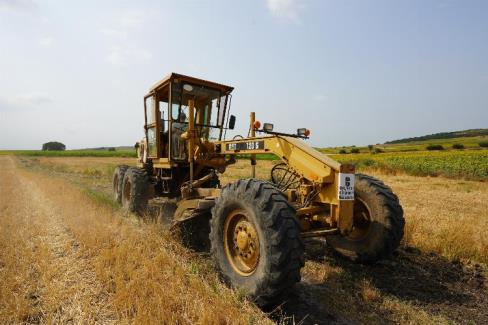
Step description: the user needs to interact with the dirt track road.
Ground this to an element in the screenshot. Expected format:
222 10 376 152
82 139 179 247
0 156 116 323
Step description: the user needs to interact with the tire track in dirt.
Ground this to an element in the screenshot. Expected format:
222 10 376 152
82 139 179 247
0 156 117 323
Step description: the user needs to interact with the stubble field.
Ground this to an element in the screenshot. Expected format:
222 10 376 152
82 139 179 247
1 155 487 324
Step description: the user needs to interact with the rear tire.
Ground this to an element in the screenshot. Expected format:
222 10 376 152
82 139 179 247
121 167 150 215
113 165 129 203
210 179 304 306
326 174 404 263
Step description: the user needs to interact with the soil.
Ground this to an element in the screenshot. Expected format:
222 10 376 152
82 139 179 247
274 239 488 324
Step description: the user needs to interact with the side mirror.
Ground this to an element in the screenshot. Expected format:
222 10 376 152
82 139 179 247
229 115 236 130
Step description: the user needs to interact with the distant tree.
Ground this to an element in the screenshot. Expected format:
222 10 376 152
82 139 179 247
368 144 373 152
350 148 360 154
108 147 116 151
386 129 488 144
426 144 444 151
42 141 66 151
338 149 347 154
452 144 465 150
479 141 488 148
373 148 383 154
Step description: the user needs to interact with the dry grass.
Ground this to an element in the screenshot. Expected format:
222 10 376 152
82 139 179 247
19 156 488 261
379 174 488 264
0 156 270 324
359 279 381 303
3 156 488 324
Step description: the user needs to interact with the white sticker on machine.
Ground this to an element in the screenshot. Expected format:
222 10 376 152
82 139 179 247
338 173 355 200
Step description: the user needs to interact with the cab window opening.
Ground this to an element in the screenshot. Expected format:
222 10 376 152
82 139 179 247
170 81 228 141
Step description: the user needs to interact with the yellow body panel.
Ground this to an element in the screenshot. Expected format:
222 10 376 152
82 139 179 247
138 158 172 169
218 135 355 227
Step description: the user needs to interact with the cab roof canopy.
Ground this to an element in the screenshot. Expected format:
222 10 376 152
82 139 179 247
148 73 234 96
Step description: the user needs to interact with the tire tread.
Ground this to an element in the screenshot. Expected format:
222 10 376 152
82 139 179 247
210 178 304 306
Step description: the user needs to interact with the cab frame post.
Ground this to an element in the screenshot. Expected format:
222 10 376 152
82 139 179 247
250 112 256 178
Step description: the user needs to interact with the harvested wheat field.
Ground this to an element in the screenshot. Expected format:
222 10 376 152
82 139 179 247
1 155 488 324
0 156 270 324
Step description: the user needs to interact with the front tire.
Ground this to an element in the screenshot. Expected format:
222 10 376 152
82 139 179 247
210 179 304 306
121 167 150 215
326 174 404 263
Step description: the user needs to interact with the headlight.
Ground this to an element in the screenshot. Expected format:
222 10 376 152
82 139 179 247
297 128 310 137
263 123 274 132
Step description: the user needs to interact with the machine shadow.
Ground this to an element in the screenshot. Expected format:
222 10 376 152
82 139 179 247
271 238 487 324
154 207 486 324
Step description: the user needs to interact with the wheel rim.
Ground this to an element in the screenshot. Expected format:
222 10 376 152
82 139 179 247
223 209 260 276
346 198 372 241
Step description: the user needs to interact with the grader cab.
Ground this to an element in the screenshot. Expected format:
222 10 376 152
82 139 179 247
113 73 405 306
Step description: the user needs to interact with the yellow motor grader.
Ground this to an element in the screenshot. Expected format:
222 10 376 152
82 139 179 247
113 73 404 306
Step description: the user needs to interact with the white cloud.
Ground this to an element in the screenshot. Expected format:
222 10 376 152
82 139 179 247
106 47 126 66
117 10 144 28
100 28 128 41
106 46 152 67
0 0 38 12
16 92 52 105
265 0 303 22
101 10 152 67
0 92 52 110
39 36 53 48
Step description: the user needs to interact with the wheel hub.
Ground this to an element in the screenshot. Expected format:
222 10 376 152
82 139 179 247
236 228 249 251
346 197 372 241
224 210 260 276
234 221 258 258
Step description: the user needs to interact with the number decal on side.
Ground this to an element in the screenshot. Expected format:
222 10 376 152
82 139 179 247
225 141 264 151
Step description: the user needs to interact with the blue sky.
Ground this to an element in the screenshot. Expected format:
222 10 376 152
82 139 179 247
0 0 487 149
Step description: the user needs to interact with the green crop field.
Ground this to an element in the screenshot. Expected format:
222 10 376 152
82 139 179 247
319 135 488 154
331 149 488 180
